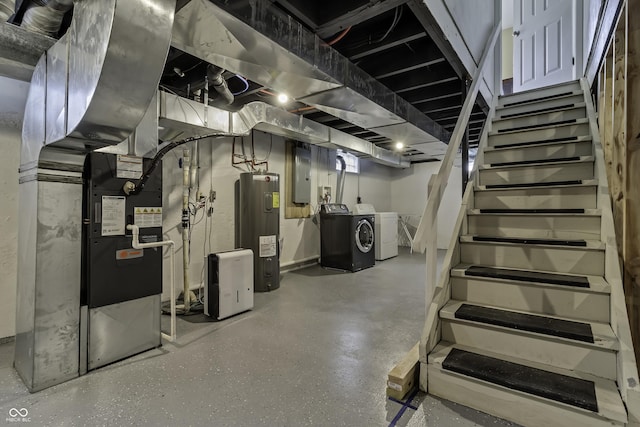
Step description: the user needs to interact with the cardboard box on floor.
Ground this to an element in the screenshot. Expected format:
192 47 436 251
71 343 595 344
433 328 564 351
387 342 419 400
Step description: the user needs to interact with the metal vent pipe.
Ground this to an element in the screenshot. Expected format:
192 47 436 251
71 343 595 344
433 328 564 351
206 64 234 105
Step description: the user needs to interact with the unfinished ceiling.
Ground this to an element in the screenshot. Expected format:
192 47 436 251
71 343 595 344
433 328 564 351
162 0 488 164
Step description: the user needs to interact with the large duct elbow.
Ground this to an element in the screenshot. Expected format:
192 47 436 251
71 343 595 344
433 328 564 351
21 0 175 168
206 64 234 105
21 0 74 38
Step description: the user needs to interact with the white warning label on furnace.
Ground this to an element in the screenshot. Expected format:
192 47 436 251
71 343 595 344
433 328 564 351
116 155 143 179
134 207 163 228
259 235 277 257
101 196 126 236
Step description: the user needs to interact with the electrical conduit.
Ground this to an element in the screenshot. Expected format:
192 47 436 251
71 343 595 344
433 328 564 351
127 224 176 342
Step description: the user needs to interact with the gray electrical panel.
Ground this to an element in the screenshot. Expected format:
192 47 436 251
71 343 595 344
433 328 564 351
237 172 280 292
293 145 311 203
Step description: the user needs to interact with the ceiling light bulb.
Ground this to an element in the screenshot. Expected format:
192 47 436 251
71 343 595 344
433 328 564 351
277 93 289 104
395 142 404 150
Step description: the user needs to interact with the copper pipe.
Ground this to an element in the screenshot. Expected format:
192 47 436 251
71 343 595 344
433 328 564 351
327 26 351 46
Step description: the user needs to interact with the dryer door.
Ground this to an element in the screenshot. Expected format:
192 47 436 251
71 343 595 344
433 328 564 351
355 219 374 253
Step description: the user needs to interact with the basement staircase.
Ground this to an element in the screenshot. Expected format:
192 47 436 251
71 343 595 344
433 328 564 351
421 79 640 426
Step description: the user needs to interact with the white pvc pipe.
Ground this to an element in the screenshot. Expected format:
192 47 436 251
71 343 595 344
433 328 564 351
182 149 191 312
127 224 176 342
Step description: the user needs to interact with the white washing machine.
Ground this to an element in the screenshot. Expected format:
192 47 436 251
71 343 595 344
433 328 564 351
354 204 398 260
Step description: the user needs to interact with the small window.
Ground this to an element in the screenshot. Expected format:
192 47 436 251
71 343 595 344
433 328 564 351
336 149 359 174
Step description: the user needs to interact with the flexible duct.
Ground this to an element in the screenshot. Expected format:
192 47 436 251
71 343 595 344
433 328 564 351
21 0 73 37
206 64 234 105
0 0 14 21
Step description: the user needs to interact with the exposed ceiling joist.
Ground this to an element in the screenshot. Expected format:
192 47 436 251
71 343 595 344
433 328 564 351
314 0 410 38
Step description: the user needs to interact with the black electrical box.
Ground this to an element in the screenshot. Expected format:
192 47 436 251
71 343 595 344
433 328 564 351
82 152 163 309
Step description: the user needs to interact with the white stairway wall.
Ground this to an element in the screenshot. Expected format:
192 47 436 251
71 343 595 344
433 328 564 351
390 161 462 249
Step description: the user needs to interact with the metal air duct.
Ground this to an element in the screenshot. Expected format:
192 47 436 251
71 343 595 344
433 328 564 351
171 0 452 159
157 91 410 168
15 0 175 392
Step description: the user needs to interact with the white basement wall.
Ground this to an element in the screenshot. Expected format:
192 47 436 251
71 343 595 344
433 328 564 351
0 94 448 336
0 76 29 340
159 132 394 301
390 161 462 249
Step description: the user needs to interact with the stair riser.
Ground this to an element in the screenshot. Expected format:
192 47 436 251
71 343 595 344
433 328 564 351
441 320 616 379
451 277 610 322
474 186 597 210
492 107 586 131
483 141 592 164
498 82 582 107
495 94 585 118
468 214 601 240
489 122 590 147
460 242 604 276
479 162 593 186
427 366 623 427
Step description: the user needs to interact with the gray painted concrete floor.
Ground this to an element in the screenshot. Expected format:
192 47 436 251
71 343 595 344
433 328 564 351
0 249 516 426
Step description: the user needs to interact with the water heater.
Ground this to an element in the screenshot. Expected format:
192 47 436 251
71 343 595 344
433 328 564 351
237 172 280 292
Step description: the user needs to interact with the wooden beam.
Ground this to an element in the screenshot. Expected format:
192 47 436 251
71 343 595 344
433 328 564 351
611 15 627 257
387 342 420 400
626 0 640 369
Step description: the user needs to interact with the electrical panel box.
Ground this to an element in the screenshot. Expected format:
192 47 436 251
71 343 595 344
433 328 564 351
205 249 254 320
293 145 311 203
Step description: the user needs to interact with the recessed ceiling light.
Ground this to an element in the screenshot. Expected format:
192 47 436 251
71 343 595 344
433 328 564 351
395 142 404 150
277 93 289 104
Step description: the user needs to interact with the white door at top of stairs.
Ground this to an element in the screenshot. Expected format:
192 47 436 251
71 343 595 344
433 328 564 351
513 0 576 93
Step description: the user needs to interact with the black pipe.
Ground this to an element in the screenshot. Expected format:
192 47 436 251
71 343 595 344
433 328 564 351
126 133 224 195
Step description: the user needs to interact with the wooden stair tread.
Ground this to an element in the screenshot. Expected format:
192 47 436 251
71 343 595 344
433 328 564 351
470 235 587 247
499 80 580 102
443 347 597 411
463 265 590 288
482 179 584 190
488 117 588 136
440 301 618 350
468 208 600 215
451 264 610 293
495 102 585 120
484 155 592 169
497 118 580 134
484 135 592 151
460 235 604 250
428 343 628 424
475 179 597 192
454 303 594 343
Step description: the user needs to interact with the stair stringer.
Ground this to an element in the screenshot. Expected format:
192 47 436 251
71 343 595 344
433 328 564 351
581 78 640 425
418 101 496 393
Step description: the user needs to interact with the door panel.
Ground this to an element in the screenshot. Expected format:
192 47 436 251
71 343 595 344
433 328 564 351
520 34 536 85
513 0 574 92
544 19 562 74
